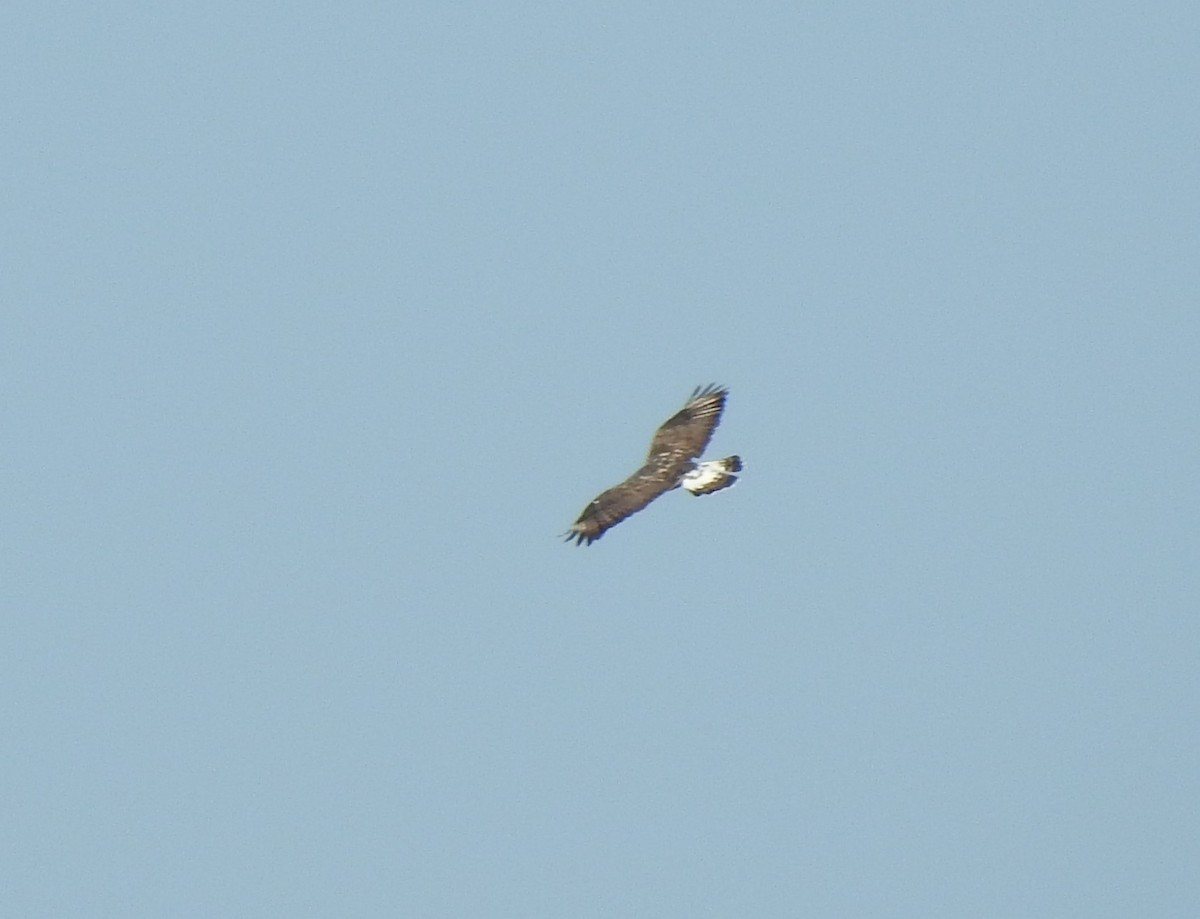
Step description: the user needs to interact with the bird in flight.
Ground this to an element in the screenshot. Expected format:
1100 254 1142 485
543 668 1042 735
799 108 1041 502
564 384 742 546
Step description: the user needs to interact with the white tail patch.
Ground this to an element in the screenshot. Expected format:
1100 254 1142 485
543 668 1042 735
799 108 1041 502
681 455 742 496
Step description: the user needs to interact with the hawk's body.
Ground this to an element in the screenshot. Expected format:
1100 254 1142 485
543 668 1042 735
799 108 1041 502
564 385 742 546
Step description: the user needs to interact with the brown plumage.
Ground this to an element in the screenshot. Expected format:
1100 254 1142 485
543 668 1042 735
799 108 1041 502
564 384 742 546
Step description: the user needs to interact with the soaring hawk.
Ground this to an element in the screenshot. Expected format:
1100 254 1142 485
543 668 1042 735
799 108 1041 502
564 384 742 546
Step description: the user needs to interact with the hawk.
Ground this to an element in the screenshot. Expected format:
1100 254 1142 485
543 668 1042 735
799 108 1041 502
564 384 743 546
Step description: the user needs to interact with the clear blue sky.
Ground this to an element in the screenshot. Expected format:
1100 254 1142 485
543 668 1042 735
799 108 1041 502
4 2 1198 916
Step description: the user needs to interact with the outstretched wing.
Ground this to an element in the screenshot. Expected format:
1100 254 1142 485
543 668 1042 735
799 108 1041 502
564 468 676 546
646 384 729 468
564 385 731 546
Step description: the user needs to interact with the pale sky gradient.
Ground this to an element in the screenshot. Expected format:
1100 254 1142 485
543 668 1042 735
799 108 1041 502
4 2 1198 916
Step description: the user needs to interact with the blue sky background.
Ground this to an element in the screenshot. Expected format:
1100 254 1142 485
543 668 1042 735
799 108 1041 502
4 2 1198 916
